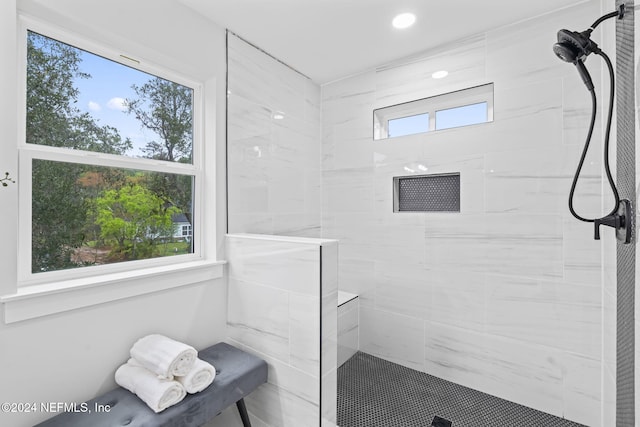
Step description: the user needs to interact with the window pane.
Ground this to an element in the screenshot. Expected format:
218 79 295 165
435 102 488 130
32 159 194 273
388 113 429 138
26 31 193 163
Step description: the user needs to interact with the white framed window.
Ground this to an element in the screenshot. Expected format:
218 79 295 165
181 224 193 237
374 83 494 139
16 16 209 288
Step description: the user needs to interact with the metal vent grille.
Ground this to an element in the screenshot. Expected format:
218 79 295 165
394 173 460 212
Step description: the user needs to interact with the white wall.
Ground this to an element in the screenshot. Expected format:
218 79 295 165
0 1 229 426
321 1 608 425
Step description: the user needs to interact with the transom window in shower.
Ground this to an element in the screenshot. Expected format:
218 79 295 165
374 83 494 140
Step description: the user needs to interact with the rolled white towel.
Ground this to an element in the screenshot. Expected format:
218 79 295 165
115 361 186 413
176 358 216 394
130 334 197 379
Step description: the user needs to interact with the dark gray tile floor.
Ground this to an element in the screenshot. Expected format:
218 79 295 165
337 352 588 427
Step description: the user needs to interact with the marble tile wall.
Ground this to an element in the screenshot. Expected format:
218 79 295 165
337 292 359 367
225 234 338 427
321 1 607 425
227 34 322 238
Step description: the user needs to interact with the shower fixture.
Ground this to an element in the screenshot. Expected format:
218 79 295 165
553 4 632 244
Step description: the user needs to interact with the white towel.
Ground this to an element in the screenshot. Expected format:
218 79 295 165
130 334 197 379
176 358 216 393
115 362 186 413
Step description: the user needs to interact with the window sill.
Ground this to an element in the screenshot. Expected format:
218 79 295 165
0 260 226 323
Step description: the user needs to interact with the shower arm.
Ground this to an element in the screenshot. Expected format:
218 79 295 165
590 5 629 243
589 4 624 31
562 4 631 243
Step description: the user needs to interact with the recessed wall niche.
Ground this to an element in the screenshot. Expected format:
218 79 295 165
393 173 460 212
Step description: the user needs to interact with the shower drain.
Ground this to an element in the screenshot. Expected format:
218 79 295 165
431 415 452 426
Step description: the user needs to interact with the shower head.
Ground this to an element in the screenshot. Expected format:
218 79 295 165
553 29 595 63
553 29 598 90
552 5 624 90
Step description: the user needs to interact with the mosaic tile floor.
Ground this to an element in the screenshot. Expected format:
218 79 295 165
337 352 588 427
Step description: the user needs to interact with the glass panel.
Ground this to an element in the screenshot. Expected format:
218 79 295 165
26 31 193 163
435 102 488 130
32 159 194 273
387 112 430 138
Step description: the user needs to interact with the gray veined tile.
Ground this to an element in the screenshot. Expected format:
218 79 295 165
493 78 562 121
228 35 308 120
373 260 431 321
226 338 319 406
227 279 290 362
272 214 321 239
245 382 319 427
563 218 602 287
429 269 485 332
485 0 601 87
485 275 601 358
321 368 338 426
338 299 358 368
359 306 425 371
375 34 487 109
424 323 565 417
560 352 601 426
289 293 320 375
322 167 375 214
226 236 320 295
425 214 563 279
228 214 274 236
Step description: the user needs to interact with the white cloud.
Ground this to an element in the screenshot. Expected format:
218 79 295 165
88 101 101 112
107 97 128 111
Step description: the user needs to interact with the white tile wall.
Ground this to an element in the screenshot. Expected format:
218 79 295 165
227 34 321 237
226 1 615 425
226 234 338 427
337 292 359 367
320 1 606 424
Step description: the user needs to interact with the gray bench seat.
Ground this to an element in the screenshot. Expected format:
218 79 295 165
36 342 268 427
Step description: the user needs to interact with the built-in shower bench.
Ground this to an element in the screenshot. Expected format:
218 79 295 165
35 342 268 427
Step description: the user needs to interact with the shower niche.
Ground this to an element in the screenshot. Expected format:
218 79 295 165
393 172 460 213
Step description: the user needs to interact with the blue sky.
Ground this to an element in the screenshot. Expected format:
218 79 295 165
387 102 488 138
73 50 158 157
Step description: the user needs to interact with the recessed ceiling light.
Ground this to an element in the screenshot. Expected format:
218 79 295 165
392 13 416 29
272 112 285 120
432 70 449 79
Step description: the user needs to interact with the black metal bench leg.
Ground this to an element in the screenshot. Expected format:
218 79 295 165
236 398 252 427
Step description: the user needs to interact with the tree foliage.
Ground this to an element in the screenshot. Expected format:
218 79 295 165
95 184 180 260
28 32 130 272
126 78 194 224
127 78 193 163
26 32 191 273
28 32 88 272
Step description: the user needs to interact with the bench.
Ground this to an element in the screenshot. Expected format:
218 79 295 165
36 342 268 427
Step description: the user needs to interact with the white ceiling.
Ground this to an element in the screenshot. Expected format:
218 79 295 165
179 0 589 84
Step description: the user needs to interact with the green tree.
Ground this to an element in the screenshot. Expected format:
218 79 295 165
126 78 193 225
126 78 193 163
27 31 132 272
95 183 180 260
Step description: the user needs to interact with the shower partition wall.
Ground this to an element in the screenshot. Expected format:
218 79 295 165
225 234 337 427
226 32 322 238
